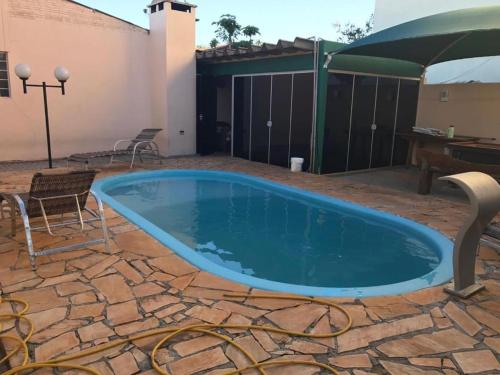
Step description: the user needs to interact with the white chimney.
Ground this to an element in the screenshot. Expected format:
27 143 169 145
149 0 197 156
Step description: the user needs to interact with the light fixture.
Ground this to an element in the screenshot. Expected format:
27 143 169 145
14 63 71 168
54 66 70 82
14 64 32 80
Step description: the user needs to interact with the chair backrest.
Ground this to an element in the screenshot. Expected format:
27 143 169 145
27 169 97 218
126 128 163 151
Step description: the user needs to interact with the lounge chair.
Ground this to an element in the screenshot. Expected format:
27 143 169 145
0 169 110 269
67 128 163 168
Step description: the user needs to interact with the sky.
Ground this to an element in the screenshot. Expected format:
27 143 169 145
76 0 375 47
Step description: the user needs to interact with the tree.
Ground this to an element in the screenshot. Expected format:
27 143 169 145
210 38 219 48
242 25 260 45
212 14 241 44
335 14 373 43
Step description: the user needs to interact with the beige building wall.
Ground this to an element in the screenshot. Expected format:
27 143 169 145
416 83 500 144
0 0 197 161
0 0 153 161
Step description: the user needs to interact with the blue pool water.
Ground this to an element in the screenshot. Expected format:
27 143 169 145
93 170 453 297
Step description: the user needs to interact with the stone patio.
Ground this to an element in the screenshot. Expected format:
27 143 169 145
0 156 499 374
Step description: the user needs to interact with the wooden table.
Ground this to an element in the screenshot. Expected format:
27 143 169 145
447 141 500 165
397 132 479 167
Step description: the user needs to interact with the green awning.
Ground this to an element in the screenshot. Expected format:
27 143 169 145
336 6 500 67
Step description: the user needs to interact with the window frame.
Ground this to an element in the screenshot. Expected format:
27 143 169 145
0 52 11 98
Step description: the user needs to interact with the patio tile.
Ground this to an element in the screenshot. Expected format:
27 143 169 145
132 282 165 297
113 260 144 284
377 328 478 357
11 287 68 313
225 313 252 333
31 319 85 344
288 340 328 354
310 314 336 348
404 286 449 305
408 357 442 367
114 231 170 258
36 261 66 278
329 353 372 369
168 347 229 375
78 321 115 342
154 303 187 319
70 291 97 304
265 304 327 332
37 272 81 288
25 307 67 333
109 351 140 375
185 305 230 324
484 337 500 353
466 305 500 332
337 314 433 352
91 274 134 304
55 281 92 296
330 305 372 328
380 360 441 374
452 350 500 374
148 255 197 277
168 273 196 290
83 255 120 279
106 300 141 325
114 317 159 336
212 300 267 319
443 301 482 336
263 354 319 375
368 303 421 320
69 302 105 319
191 271 249 292
173 335 224 357
225 335 271 373
249 329 279 352
141 294 181 313
34 331 80 361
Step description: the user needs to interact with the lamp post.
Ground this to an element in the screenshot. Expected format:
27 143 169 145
15 64 70 168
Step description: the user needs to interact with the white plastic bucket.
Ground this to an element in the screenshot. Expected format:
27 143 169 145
290 157 304 172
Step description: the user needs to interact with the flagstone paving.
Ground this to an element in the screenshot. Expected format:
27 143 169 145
0 156 499 374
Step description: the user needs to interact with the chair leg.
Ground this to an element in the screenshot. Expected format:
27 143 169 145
12 195 37 269
93 192 111 254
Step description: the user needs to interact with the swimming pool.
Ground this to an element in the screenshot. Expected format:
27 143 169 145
92 170 453 297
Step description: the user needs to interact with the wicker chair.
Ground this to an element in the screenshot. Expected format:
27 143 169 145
67 128 163 168
0 169 110 269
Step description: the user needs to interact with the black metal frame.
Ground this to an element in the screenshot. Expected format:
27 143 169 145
19 78 67 168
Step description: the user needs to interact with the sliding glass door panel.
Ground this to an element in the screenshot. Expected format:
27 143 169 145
290 73 314 171
348 75 377 171
372 77 399 168
393 79 420 165
251 75 272 163
269 74 293 167
323 73 354 174
233 77 252 159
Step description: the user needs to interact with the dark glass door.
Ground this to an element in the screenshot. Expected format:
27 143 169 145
251 75 272 163
372 77 399 168
393 79 420 165
323 73 354 174
348 75 377 171
270 74 293 167
233 77 252 159
196 75 218 155
290 73 314 171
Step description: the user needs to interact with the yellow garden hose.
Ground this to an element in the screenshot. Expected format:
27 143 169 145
0 293 352 375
